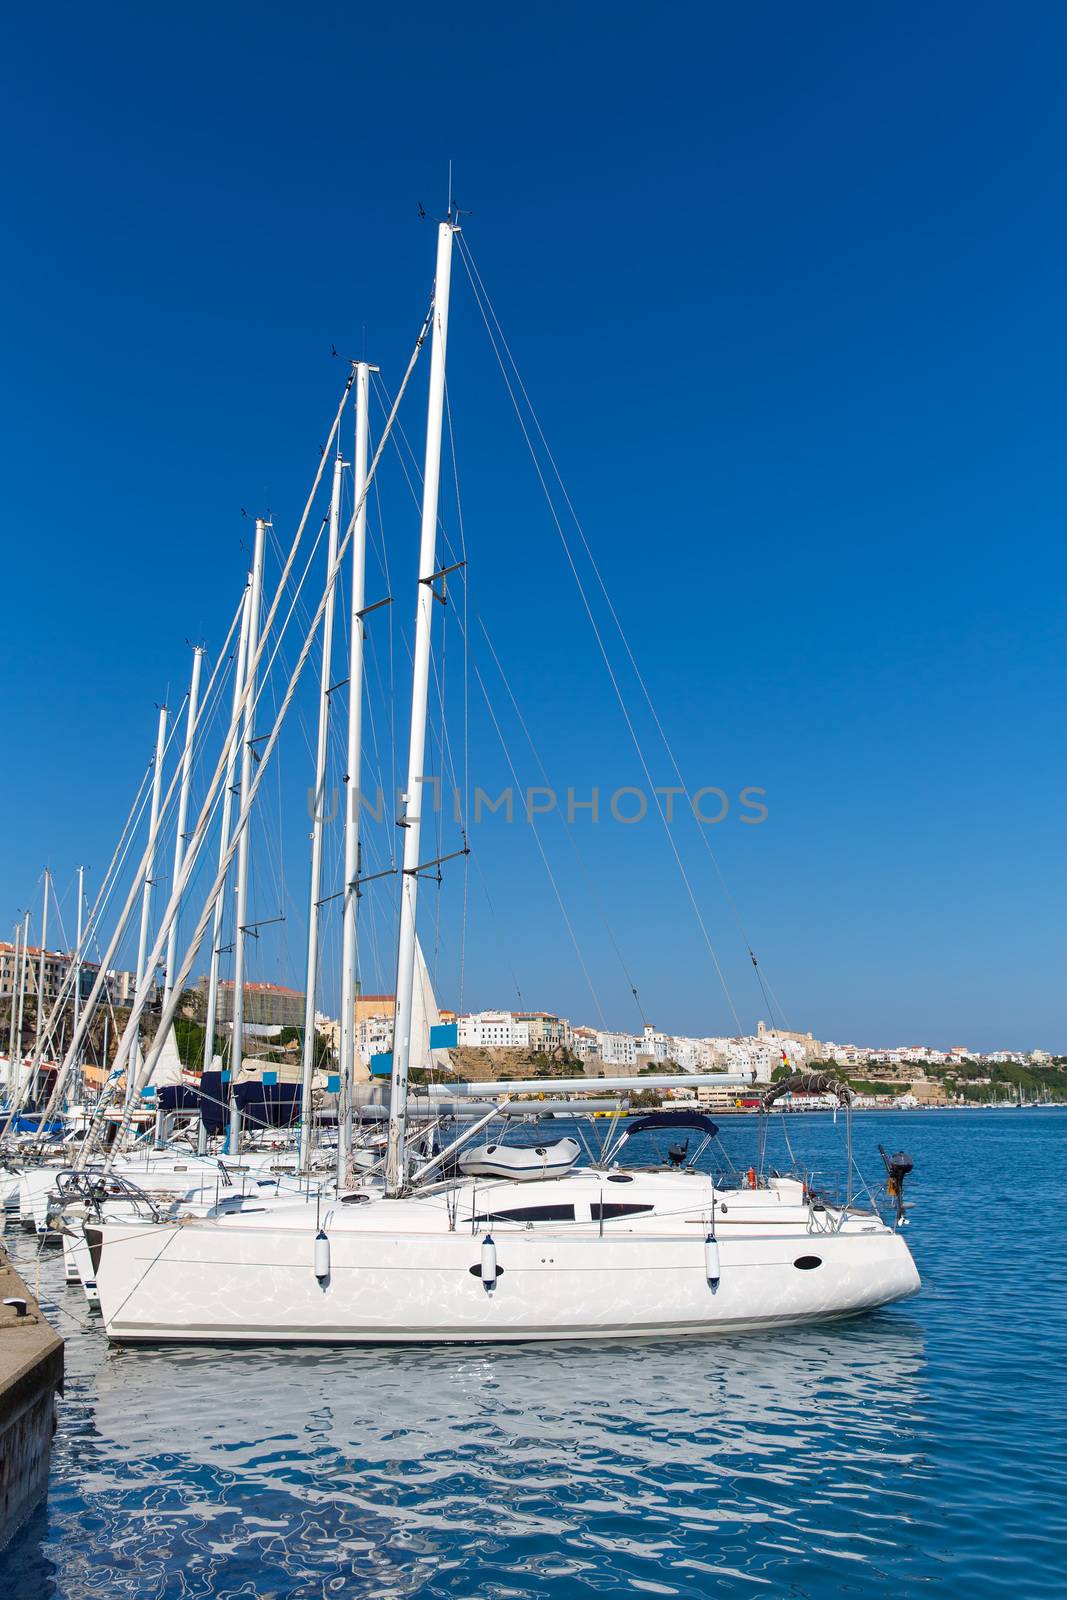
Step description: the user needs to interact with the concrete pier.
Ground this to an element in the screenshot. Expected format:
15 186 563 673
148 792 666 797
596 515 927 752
0 1250 63 1548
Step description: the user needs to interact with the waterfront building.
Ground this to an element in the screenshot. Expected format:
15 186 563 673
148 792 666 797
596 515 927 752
515 1011 573 1053
105 969 140 1007
639 1024 672 1063
0 941 99 1005
570 1027 601 1070
203 979 306 1030
667 1035 713 1071
596 1030 638 1067
457 1011 532 1049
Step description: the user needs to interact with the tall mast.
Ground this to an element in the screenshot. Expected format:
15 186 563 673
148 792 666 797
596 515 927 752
72 867 85 1040
128 706 168 1107
6 922 21 1079
201 584 252 1151
27 871 51 1106
15 911 29 1077
228 517 266 1152
72 864 85 1096
298 448 345 1170
336 361 372 1182
385 221 455 1196
163 646 204 1011
33 870 50 1058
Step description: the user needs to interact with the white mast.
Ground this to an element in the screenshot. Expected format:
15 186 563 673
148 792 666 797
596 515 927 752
128 706 168 1107
200 584 252 1151
6 922 21 1080
72 866 85 1040
298 452 345 1169
385 221 455 1196
228 517 266 1152
72 864 85 1098
163 646 204 1011
15 911 29 1082
33 870 50 1059
336 361 372 1182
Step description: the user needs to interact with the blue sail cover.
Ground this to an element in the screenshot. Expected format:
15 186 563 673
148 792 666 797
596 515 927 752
235 1078 300 1130
197 1071 230 1134
158 1086 203 1115
160 1075 300 1132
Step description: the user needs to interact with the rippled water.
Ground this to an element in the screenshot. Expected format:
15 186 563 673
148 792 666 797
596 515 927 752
4 1110 1066 1598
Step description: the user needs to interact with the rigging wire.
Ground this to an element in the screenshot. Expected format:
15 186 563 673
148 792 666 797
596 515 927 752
456 233 748 1036
443 375 472 1017
470 651 606 1028
476 617 648 1030
98 303 436 1158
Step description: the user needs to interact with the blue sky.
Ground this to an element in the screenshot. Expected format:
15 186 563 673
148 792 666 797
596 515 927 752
2 1 1064 1050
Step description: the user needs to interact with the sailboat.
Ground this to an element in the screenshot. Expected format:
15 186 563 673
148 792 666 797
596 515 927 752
88 217 921 1344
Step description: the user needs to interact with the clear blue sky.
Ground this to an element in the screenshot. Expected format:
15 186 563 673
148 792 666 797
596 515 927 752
2 1 1064 1051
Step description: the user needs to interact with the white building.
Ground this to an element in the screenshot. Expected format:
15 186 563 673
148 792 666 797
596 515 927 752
516 1012 573 1053
571 1026 601 1063
638 1024 672 1063
457 1011 532 1050
596 1030 638 1066
667 1035 713 1071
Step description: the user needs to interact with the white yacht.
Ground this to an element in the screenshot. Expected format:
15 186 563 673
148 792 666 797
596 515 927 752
88 1109 919 1343
57 216 923 1346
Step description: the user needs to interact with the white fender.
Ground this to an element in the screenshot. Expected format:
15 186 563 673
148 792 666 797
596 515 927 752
704 1232 720 1289
314 1229 331 1281
480 1234 497 1291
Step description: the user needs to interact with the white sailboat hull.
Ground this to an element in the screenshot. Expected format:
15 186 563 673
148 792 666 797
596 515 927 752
91 1176 920 1345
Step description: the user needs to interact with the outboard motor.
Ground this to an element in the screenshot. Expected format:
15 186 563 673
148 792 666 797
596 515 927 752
878 1146 914 1226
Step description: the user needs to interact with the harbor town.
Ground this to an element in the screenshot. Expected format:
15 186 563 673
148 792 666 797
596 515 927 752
3 4 1065 1597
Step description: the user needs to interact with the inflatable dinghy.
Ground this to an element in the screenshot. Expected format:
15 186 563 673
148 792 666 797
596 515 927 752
458 1137 581 1182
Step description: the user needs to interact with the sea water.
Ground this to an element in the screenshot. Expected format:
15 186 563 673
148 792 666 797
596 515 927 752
3 1109 1066 1598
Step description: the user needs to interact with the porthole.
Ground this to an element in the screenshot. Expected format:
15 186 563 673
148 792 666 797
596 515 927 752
794 1255 822 1271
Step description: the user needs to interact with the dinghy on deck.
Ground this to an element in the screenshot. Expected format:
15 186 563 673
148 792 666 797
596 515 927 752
458 1137 581 1182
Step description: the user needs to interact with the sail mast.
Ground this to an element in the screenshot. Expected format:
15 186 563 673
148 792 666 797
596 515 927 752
336 361 372 1182
6 922 21 1082
33 869 50 1060
128 707 168 1106
298 450 345 1169
163 646 204 1011
200 584 252 1150
385 221 455 1196
72 864 85 1098
72 866 84 1042
15 911 29 1087
228 517 266 1152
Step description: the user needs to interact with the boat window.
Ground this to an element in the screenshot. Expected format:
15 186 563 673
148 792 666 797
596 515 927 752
591 1202 655 1221
474 1204 576 1224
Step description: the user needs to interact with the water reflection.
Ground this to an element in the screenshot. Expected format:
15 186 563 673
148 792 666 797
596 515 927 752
44 1311 927 1600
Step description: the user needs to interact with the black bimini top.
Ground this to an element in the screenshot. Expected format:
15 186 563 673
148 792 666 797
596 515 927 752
620 1112 719 1140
